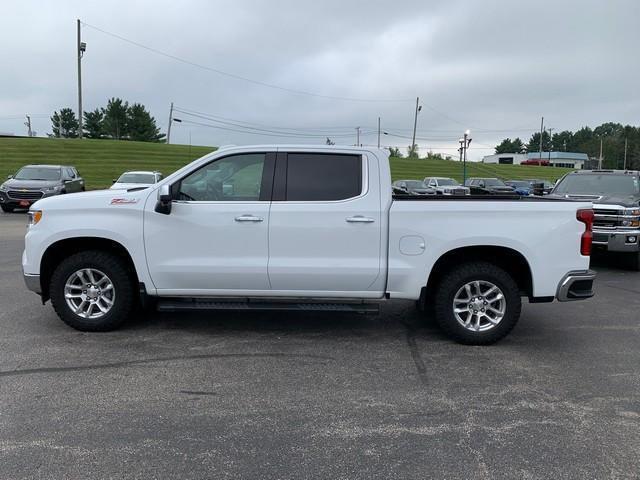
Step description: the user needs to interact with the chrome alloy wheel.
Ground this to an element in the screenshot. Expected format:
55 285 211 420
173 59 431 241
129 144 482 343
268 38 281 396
64 268 115 319
453 280 506 332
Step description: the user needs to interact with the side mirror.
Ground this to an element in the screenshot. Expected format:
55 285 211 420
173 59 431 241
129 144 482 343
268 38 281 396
155 184 173 215
7 175 12 179
112 179 117 183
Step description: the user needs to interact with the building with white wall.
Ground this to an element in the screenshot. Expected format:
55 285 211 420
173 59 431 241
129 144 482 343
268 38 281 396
482 151 588 169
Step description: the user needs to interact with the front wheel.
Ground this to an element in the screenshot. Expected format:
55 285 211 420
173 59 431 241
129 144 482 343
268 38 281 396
434 262 521 345
627 251 640 271
50 250 135 331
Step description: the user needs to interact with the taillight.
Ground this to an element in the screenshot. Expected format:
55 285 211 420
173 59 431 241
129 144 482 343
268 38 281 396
576 208 594 256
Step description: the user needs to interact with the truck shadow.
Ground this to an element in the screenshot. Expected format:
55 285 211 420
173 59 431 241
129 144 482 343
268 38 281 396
590 250 639 271
125 300 446 340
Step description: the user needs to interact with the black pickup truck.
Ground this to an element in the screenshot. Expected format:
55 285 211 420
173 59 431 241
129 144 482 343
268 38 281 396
551 170 640 270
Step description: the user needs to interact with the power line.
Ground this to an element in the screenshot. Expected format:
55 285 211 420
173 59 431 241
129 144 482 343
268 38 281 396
175 110 368 138
81 21 413 104
177 118 376 139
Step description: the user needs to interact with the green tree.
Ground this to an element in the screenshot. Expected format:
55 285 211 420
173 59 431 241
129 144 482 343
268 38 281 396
495 137 525 154
407 143 419 158
102 97 129 140
526 131 552 155
127 103 165 142
50 108 79 138
388 146 402 158
83 108 104 139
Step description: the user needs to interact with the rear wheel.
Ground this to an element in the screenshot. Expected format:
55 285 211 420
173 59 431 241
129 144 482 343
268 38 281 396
50 250 135 331
434 261 521 345
1 204 14 213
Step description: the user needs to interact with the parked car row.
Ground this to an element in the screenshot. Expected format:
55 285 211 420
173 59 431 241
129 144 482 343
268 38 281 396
0 164 163 212
392 177 554 197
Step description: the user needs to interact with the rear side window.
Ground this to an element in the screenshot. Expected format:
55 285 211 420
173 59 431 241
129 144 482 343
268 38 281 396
285 153 362 201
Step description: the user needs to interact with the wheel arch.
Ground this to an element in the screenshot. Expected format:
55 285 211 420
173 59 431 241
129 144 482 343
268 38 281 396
40 237 139 301
422 245 534 306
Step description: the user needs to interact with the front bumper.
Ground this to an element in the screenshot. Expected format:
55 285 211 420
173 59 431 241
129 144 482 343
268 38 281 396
23 272 41 294
592 229 640 252
556 270 596 302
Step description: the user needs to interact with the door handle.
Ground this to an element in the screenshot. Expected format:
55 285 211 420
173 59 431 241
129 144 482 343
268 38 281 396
235 214 263 222
346 215 375 223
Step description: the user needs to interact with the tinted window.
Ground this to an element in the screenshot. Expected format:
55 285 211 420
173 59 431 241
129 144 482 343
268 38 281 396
179 153 266 201
438 178 458 186
286 153 362 201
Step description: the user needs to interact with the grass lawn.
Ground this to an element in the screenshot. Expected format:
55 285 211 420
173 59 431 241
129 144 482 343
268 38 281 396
0 137 572 189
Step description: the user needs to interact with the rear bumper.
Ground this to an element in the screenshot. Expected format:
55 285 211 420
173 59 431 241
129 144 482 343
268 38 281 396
556 270 596 302
592 229 640 252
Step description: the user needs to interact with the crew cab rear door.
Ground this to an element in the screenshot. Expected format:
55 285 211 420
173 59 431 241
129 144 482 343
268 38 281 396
267 150 384 296
143 151 275 294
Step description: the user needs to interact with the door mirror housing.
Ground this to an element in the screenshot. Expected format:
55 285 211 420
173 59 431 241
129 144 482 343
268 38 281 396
155 184 173 215
7 175 12 179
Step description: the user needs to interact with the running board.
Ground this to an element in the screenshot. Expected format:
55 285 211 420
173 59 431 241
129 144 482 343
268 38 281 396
156 298 380 314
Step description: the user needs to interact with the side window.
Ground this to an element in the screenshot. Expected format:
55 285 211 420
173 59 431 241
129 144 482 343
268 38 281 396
285 153 362 201
478 180 485 188
68 168 76 178
178 153 266 202
429 179 436 187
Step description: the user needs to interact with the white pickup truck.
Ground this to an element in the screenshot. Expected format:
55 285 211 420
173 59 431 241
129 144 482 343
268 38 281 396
22 145 596 344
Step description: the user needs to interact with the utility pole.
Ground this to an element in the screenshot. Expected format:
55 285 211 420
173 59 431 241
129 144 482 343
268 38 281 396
411 97 421 157
547 127 554 164
24 115 32 137
377 117 381 149
167 102 174 144
538 116 544 161
355 126 360 146
598 137 603 169
624 137 628 170
77 19 85 139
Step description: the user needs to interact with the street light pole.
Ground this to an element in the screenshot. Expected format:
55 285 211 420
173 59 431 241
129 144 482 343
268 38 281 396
538 116 544 161
355 126 360 146
598 137 603 169
462 130 471 185
77 19 84 139
624 137 628 170
377 117 381 149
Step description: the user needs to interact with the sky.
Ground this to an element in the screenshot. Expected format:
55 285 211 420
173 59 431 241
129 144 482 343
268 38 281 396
1 0 638 160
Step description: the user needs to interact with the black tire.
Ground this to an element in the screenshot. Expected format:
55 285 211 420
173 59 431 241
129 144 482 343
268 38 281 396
434 261 522 345
627 252 640 271
1 204 14 213
50 250 135 331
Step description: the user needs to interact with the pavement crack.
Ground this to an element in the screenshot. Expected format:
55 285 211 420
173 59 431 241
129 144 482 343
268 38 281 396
0 352 333 378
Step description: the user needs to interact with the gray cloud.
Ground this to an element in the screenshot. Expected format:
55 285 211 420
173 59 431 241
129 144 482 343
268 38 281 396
1 0 638 159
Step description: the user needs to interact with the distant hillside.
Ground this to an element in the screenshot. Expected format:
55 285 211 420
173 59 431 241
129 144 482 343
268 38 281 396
0 137 571 189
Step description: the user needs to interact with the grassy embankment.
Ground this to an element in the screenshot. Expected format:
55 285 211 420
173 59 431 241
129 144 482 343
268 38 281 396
0 137 572 189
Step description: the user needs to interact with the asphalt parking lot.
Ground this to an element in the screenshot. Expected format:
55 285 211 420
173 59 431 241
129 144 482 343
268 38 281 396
1 211 639 479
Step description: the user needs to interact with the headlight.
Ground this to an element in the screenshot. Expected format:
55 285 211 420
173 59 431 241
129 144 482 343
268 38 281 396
0 183 7 191
44 185 63 192
28 210 43 227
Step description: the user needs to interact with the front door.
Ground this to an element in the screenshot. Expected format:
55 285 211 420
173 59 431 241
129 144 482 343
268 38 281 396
144 152 275 294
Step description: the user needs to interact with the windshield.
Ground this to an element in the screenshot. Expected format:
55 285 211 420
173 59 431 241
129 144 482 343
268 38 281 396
437 178 459 186
554 174 640 195
117 173 156 184
484 179 506 187
405 181 426 189
14 167 61 181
